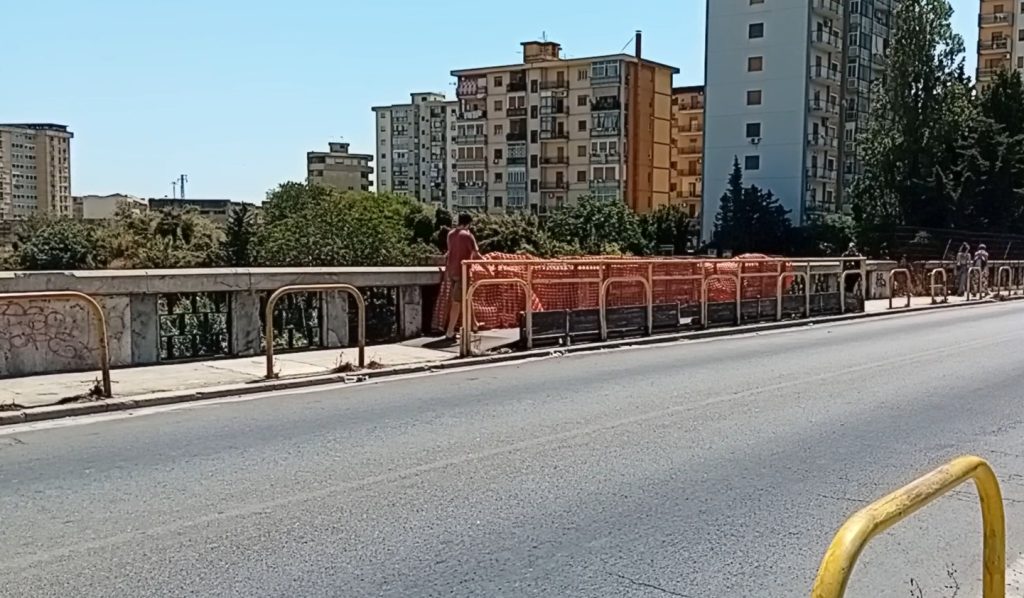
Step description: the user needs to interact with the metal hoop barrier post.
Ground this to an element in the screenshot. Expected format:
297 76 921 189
967 266 982 301
811 455 1005 598
461 278 533 357
996 266 1012 297
701 274 741 328
0 291 112 397
929 268 948 304
839 270 865 313
776 272 810 321
599 277 654 341
265 284 365 378
887 268 912 309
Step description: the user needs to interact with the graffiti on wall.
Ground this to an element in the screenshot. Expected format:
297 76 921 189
0 302 93 361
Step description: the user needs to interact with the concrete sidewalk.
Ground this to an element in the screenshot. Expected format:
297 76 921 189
0 292 1005 415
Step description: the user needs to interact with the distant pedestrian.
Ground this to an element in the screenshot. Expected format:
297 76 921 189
955 243 971 296
974 243 990 295
444 213 484 341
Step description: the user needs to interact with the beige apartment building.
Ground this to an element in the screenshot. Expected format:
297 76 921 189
373 93 457 204
670 86 704 219
0 123 73 220
73 193 148 220
306 142 373 192
977 0 1016 87
450 39 678 215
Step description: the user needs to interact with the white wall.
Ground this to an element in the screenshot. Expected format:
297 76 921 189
702 0 811 242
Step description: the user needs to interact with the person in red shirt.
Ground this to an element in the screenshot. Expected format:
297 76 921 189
444 213 483 340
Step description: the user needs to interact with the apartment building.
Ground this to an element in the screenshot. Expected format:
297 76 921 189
373 93 457 204
73 193 148 220
703 0 896 241
148 198 254 225
449 39 678 215
0 123 73 220
977 0 1016 87
306 142 373 192
670 86 704 219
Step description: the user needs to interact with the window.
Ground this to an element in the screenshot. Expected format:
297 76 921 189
494 148 503 160
531 130 539 143
577 170 587 183
494 99 503 111
746 90 762 105
530 154 539 168
745 122 761 138
531 79 539 93
578 145 588 157
494 172 503 183
494 75 503 87
744 155 761 170
577 68 589 81
747 56 763 72
530 179 539 192
494 196 503 207
578 94 589 106
591 60 620 79
494 124 504 135
751 0 764 3
578 120 587 132
592 166 618 180
748 23 764 39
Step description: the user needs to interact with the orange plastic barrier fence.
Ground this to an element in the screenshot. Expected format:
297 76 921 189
431 253 792 333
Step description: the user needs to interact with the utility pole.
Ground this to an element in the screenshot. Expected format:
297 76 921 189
178 174 189 199
171 180 178 199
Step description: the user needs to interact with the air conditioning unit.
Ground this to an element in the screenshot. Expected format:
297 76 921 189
749 137 762 145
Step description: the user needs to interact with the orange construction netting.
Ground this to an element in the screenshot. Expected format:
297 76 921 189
431 253 793 332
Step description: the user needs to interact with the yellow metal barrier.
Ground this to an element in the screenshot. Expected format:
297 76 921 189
265 284 365 378
996 266 1012 297
887 268 912 309
839 270 865 313
929 268 948 304
599 276 653 341
811 455 1005 598
967 266 983 301
461 278 533 357
701 274 741 328
0 291 112 397
776 271 810 321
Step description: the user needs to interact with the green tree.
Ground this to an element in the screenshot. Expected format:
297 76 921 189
101 208 222 268
640 204 697 255
546 195 648 255
220 202 260 266
13 216 102 270
979 69 1024 137
712 158 793 254
851 0 973 247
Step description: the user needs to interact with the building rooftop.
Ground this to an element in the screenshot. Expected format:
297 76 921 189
0 123 74 136
372 93 452 111
451 52 679 77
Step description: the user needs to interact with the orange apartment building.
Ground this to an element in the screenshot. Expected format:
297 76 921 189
669 86 704 219
977 0 1015 88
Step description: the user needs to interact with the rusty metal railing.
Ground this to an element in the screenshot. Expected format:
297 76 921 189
461 278 533 357
839 270 866 313
967 266 983 301
701 274 741 328
599 276 653 341
0 291 112 397
265 284 365 378
929 268 948 304
776 271 810 321
995 266 1013 297
811 455 1005 598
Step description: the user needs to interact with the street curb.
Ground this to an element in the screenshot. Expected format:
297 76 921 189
2 294 1020 427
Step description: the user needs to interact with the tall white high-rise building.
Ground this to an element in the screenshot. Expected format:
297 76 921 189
0 123 73 220
373 93 457 205
702 0 896 241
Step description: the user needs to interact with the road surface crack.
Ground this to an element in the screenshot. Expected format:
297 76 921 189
815 492 869 504
608 572 690 596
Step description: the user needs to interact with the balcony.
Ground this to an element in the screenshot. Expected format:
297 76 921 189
453 195 487 209
456 181 488 190
456 82 488 98
453 134 487 145
591 98 621 112
507 194 527 208
677 146 701 156
809 65 841 84
806 166 838 183
808 99 839 116
507 107 527 117
805 200 837 215
506 131 527 142
507 80 527 92
456 157 487 167
507 156 527 165
978 65 1007 79
677 123 703 133
539 80 568 90
807 133 838 149
979 12 1013 27
540 130 569 140
591 127 620 138
540 181 569 191
979 38 1011 53
590 152 620 163
810 0 841 19
540 156 569 165
540 104 566 115
459 109 487 120
591 69 621 86
589 179 620 191
810 29 842 51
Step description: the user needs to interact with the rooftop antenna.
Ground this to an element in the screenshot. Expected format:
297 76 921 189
541 31 548 42
171 180 178 199
178 174 189 199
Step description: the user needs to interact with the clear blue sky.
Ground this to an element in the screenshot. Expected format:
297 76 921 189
4 0 978 201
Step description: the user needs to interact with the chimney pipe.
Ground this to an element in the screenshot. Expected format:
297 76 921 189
635 30 642 59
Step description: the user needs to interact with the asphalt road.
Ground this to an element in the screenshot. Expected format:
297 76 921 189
2 302 1024 598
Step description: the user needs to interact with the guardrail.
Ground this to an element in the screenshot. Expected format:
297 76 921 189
461 278 533 357
811 455 1005 598
967 266 983 301
600 277 652 340
701 274 741 328
838 269 866 314
0 291 112 397
265 284 366 378
887 268 912 309
777 271 810 320
929 268 948 304
995 266 1013 297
